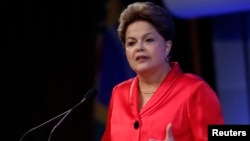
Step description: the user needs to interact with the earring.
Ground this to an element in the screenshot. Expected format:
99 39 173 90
165 56 169 62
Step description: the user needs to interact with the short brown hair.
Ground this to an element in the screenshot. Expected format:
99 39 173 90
117 1 175 45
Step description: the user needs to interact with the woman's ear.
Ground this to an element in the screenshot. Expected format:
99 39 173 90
166 40 172 54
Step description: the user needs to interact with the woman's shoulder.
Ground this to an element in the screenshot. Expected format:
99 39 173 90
115 77 136 87
179 73 216 92
182 73 204 82
177 73 211 88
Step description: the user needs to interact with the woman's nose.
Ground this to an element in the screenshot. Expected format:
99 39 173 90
136 43 144 52
136 48 144 52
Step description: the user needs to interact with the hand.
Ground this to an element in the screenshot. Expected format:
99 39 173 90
149 123 175 141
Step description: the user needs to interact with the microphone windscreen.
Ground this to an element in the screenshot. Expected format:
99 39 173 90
83 88 98 100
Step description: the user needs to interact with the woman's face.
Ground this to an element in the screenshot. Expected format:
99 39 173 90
124 20 171 74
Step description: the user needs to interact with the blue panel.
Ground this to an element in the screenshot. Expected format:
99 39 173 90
212 13 250 124
245 12 250 123
163 0 250 18
97 24 135 106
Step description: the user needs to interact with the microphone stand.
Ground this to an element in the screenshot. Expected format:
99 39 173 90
19 110 70 141
47 96 87 141
19 88 97 141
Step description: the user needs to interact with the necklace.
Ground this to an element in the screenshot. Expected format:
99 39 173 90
140 91 155 94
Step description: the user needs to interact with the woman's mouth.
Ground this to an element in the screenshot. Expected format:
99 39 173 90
136 56 148 61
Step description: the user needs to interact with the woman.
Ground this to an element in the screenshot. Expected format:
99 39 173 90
101 1 224 141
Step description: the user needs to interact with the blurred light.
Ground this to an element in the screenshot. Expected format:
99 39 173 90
163 0 250 19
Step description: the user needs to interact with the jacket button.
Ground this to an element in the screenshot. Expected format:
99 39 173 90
134 121 139 129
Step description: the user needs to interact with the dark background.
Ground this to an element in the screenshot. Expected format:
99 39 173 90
1 0 218 141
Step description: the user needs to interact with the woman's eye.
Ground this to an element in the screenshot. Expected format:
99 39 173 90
145 38 154 43
127 41 135 46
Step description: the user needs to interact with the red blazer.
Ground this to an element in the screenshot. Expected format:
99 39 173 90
101 62 224 141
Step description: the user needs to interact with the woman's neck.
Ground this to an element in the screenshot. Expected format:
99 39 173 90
138 63 171 93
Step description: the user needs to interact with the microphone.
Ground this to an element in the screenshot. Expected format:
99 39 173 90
19 87 98 141
47 88 97 141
